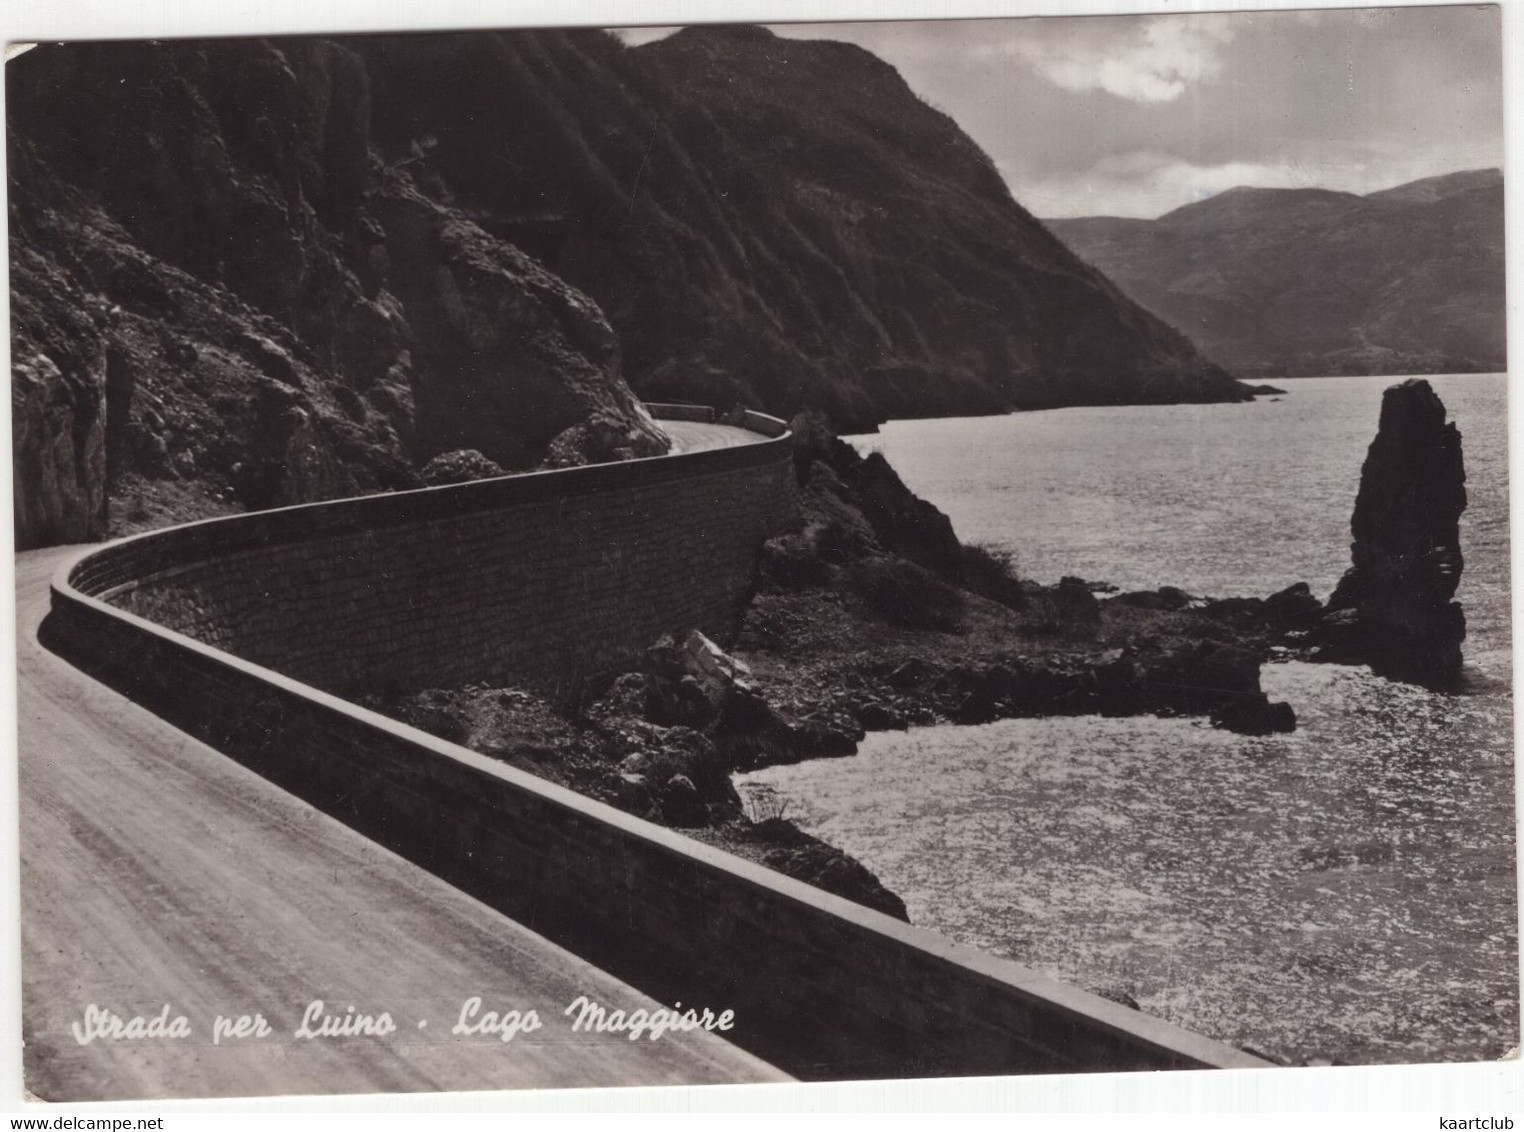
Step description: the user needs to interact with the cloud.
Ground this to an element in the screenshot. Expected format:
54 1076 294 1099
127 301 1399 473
1007 144 1503 220
621 9 1503 217
1009 153 1325 219
985 14 1239 103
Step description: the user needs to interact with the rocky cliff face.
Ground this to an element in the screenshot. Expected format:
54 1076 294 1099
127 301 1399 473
1048 170 1506 379
1312 379 1467 688
8 37 664 550
11 26 1247 549
11 207 109 546
357 26 1248 428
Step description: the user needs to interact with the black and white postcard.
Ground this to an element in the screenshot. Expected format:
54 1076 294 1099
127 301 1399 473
4 0 1518 1116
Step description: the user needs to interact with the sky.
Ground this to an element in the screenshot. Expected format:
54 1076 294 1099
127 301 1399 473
616 5 1504 218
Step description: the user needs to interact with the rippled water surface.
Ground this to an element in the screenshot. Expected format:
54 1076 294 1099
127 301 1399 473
740 375 1517 1065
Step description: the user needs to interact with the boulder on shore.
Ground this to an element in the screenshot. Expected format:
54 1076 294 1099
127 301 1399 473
1264 582 1323 632
1210 695 1297 736
1312 378 1467 689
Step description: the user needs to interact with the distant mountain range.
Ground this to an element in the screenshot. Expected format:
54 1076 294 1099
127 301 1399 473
1047 169 1506 378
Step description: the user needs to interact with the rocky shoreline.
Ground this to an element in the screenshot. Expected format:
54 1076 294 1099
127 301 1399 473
373 381 1469 928
362 412 1298 917
360 631 912 922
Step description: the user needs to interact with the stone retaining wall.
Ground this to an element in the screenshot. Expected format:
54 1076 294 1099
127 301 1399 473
81 409 796 698
43 407 1269 1081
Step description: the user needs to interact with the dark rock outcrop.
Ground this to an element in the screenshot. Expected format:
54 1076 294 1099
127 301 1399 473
1210 696 1297 736
765 632 1296 738
757 412 986 635
743 818 909 921
1194 581 1325 637
368 673 907 918
8 37 666 548
1054 576 1102 635
1263 582 1324 632
787 412 963 573
635 630 861 770
746 415 1301 737
1115 586 1195 612
420 449 506 486
9 132 425 546
10 240 109 545
1311 379 1467 689
367 167 666 468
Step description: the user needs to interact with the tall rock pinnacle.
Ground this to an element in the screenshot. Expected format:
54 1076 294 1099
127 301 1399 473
1314 378 1468 689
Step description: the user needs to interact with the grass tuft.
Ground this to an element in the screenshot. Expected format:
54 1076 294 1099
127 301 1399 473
960 540 1027 610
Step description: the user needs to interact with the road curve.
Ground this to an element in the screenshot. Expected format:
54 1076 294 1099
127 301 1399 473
661 420 770 455
16 542 786 1101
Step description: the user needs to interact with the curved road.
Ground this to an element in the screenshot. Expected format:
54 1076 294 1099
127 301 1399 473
16 422 783 1102
660 420 770 454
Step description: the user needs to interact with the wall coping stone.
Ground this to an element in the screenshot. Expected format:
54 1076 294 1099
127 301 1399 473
44 407 1271 1080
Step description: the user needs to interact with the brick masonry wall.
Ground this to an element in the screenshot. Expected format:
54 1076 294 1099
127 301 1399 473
89 420 797 698
45 408 1268 1080
42 579 1265 1080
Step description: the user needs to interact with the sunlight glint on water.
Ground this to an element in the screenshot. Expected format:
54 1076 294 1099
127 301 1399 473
738 374 1516 1065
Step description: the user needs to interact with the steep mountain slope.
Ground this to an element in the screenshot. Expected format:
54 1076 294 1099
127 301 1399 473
1047 170 1506 378
8 37 667 549
10 27 1248 549
356 25 1247 426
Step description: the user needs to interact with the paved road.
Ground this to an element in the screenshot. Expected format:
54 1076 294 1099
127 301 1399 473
661 420 771 454
16 547 786 1101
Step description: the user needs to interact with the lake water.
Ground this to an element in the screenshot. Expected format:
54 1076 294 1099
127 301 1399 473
738 374 1517 1066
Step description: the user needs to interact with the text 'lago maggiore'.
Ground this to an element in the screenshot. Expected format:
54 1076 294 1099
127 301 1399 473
69 996 737 1046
